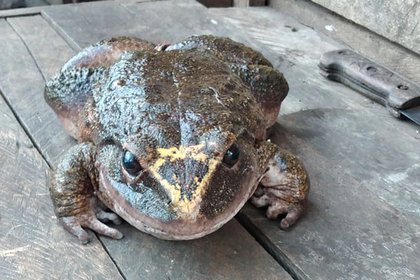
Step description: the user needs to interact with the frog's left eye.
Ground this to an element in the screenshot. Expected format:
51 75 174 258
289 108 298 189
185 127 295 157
122 150 142 176
223 144 240 168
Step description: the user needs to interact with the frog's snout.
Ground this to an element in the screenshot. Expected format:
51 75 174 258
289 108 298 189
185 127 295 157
147 145 221 218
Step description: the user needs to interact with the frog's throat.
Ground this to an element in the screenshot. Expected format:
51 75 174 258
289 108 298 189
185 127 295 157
148 144 221 219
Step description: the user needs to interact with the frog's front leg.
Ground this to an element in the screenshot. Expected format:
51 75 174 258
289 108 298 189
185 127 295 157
50 143 123 244
252 147 309 229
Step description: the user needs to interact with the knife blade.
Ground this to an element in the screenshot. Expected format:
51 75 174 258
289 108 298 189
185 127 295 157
319 49 420 125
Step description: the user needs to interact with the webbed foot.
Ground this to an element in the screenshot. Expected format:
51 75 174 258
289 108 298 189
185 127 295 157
252 147 309 229
61 203 123 244
49 143 124 244
251 193 304 229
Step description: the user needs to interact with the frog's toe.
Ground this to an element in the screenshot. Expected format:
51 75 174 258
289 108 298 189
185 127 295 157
96 208 122 225
266 202 303 229
253 146 309 229
61 216 91 244
250 186 305 229
61 214 123 243
279 205 302 229
85 218 124 240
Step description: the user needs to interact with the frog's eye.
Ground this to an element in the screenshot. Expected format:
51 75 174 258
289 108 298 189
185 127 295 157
223 144 240 168
122 150 142 176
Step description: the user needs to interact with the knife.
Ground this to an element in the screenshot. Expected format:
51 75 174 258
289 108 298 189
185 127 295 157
319 49 420 125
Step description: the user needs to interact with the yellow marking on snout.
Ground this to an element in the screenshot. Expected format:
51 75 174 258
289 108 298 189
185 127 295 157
171 158 219 217
157 144 207 162
148 144 222 219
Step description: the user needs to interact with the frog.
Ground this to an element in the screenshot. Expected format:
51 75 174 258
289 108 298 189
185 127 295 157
45 35 309 243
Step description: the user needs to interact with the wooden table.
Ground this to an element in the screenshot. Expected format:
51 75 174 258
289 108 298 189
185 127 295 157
1 1 419 279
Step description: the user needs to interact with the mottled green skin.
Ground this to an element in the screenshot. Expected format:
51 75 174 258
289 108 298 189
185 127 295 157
45 35 308 242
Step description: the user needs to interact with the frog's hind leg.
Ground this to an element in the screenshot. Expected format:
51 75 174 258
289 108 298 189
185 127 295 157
45 37 156 139
49 143 123 244
252 147 309 229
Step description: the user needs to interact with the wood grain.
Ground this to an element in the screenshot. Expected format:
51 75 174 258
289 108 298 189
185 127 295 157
198 0 232 7
312 0 420 55
42 0 233 49
0 3 292 279
0 16 75 166
0 0 160 18
233 0 266 7
269 0 420 86
3 2 419 279
104 222 292 279
210 7 420 279
0 75 123 279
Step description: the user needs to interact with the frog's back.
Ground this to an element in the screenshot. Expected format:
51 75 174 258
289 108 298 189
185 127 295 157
92 50 266 147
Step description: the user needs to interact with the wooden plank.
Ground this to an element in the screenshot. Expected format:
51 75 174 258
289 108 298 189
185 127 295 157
210 6 420 218
7 16 74 79
269 0 420 86
1 5 292 280
41 0 254 49
233 0 249 8
312 0 420 55
103 221 291 279
1 16 75 166
7 2 420 279
0 0 159 18
198 0 232 8
0 17 124 280
0 71 123 280
209 7 420 279
233 0 266 7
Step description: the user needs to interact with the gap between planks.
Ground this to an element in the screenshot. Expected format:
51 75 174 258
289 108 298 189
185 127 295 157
0 19 50 169
0 17 126 279
236 211 308 280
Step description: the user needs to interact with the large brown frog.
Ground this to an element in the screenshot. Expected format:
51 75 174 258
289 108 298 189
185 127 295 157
45 35 309 243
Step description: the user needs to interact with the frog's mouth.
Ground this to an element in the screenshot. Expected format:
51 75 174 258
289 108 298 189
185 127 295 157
96 165 259 240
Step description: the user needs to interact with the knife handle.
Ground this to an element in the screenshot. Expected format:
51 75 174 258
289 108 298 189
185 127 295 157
319 49 420 118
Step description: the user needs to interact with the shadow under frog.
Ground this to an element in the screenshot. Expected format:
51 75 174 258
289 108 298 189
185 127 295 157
45 35 309 243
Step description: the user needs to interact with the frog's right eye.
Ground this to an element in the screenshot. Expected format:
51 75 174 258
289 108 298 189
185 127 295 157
223 143 240 168
122 150 142 176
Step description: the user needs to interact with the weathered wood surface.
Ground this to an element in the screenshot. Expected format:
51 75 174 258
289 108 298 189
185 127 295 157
1 16 76 167
1 1 420 279
0 2 291 280
0 104 123 279
103 222 290 279
269 0 420 86
198 0 232 8
312 0 420 55
0 0 159 18
0 51 124 280
41 0 237 49
0 17 124 280
210 7 420 279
